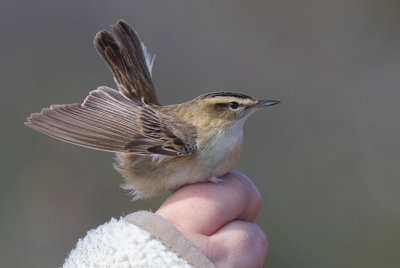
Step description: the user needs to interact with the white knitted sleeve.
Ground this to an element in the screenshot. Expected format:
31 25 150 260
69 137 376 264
63 217 192 268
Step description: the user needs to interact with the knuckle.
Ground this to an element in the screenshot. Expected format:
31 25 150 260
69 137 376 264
252 224 268 250
251 187 262 212
229 171 263 206
234 223 268 253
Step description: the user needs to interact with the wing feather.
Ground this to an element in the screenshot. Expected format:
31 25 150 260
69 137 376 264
25 87 197 156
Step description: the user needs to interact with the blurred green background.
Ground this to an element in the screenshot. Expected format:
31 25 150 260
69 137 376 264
1 0 400 267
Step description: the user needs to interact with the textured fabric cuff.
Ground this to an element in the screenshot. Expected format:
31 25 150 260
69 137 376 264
125 211 215 268
63 217 192 267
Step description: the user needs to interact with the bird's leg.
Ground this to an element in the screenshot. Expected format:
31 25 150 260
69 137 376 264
209 176 223 183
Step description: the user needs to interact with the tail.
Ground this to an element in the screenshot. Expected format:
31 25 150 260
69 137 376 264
94 20 159 105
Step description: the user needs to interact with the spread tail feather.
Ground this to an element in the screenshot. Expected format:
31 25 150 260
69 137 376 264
94 20 159 105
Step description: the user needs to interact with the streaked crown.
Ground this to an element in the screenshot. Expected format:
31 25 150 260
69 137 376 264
194 92 279 122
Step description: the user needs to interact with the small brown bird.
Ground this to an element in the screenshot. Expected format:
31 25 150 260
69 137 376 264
25 20 280 199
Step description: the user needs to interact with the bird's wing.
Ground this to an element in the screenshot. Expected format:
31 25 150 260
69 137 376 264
25 87 197 156
94 20 159 105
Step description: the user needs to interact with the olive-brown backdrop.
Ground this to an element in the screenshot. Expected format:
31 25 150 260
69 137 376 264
1 1 399 267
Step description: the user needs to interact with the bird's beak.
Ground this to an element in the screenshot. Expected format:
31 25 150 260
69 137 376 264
255 100 281 108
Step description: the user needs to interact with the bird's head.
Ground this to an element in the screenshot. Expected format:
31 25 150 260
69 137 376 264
195 91 279 121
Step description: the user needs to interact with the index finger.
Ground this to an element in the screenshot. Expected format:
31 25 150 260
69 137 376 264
156 171 262 236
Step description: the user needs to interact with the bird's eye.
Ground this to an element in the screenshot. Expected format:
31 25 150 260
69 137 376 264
229 102 239 109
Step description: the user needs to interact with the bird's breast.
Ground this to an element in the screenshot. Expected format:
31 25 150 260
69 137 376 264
200 126 244 177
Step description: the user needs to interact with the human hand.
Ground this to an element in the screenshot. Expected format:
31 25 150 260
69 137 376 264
156 171 268 268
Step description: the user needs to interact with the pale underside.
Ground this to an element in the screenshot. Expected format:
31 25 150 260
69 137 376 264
116 119 244 199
